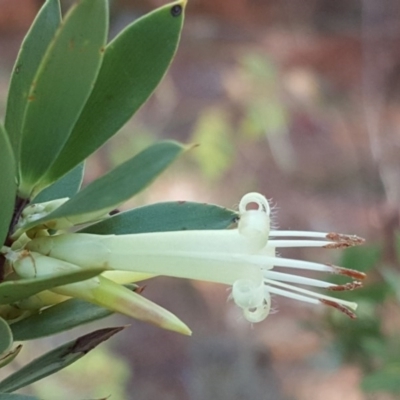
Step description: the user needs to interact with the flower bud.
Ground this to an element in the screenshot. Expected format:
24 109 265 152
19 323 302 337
10 250 191 335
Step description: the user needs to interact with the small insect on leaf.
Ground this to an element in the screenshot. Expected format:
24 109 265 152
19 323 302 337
170 4 183 17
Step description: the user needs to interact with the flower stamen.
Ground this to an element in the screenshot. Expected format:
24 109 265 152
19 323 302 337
264 270 336 288
320 299 357 319
328 281 363 291
326 232 365 246
330 265 367 280
263 278 357 310
268 240 339 248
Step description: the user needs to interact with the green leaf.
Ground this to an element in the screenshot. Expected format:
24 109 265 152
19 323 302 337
0 317 12 355
43 0 186 185
0 394 40 400
25 141 186 229
0 125 16 247
362 364 400 393
11 298 112 341
4 0 61 162
0 326 124 393
82 201 238 235
18 0 108 198
32 162 84 204
0 268 104 305
0 346 22 369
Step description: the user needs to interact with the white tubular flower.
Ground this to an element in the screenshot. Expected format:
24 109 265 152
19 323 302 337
26 192 365 322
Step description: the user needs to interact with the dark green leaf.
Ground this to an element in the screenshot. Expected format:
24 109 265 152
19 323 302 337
0 125 16 246
26 141 186 229
11 298 112 341
18 0 108 197
43 0 186 184
82 201 238 235
32 162 85 204
0 317 12 355
0 268 104 305
0 394 41 400
4 0 61 162
0 326 125 393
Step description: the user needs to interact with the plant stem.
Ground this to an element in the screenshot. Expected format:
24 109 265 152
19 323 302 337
0 197 30 281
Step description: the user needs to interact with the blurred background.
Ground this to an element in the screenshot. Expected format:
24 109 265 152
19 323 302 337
1 0 400 399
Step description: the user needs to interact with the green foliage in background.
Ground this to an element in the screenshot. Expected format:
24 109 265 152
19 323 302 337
191 107 234 181
321 242 400 396
0 0 238 398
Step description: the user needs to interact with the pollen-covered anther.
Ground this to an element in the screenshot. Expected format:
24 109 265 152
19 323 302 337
329 264 367 280
323 242 354 249
320 299 357 319
325 233 365 247
328 281 363 291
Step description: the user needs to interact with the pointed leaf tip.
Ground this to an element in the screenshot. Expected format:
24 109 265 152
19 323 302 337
69 326 125 355
4 0 61 163
43 1 186 183
18 0 108 196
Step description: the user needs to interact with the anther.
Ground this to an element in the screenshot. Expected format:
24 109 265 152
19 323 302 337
326 233 365 247
320 299 357 319
329 265 367 280
328 281 363 291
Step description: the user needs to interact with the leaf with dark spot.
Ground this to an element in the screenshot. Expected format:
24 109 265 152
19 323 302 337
82 201 238 235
